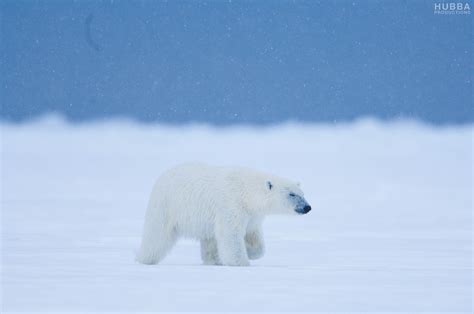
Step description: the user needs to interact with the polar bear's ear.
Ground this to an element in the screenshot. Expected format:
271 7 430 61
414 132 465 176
266 181 273 190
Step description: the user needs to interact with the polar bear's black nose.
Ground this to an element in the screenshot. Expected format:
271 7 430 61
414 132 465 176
296 204 312 214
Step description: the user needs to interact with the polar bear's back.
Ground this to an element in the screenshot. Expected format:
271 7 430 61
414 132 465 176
157 162 227 191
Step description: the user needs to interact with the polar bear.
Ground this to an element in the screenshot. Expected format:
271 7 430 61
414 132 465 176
136 163 311 266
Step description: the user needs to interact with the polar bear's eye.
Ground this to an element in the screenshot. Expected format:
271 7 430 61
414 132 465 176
267 181 273 190
289 193 296 197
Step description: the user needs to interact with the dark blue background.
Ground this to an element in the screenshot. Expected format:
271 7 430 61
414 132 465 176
1 0 472 125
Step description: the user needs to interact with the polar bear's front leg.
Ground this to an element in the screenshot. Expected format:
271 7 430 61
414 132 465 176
245 217 265 260
200 238 221 265
245 228 265 260
215 214 249 266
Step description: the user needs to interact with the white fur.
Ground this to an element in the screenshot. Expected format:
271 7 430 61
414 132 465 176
136 163 308 266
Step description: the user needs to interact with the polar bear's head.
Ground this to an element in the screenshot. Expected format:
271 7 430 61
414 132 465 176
263 177 311 215
229 168 311 215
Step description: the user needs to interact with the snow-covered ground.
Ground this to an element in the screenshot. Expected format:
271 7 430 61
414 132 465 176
1 117 472 312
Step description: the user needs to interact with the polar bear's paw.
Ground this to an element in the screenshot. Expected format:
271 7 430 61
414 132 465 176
200 238 222 265
246 245 265 260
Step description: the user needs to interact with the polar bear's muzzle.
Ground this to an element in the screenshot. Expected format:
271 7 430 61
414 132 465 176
293 195 312 215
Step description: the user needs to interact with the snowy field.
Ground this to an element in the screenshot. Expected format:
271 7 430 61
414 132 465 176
1 117 472 312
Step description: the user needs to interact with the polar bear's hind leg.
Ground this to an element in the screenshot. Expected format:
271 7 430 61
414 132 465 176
136 213 178 265
136 228 177 264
